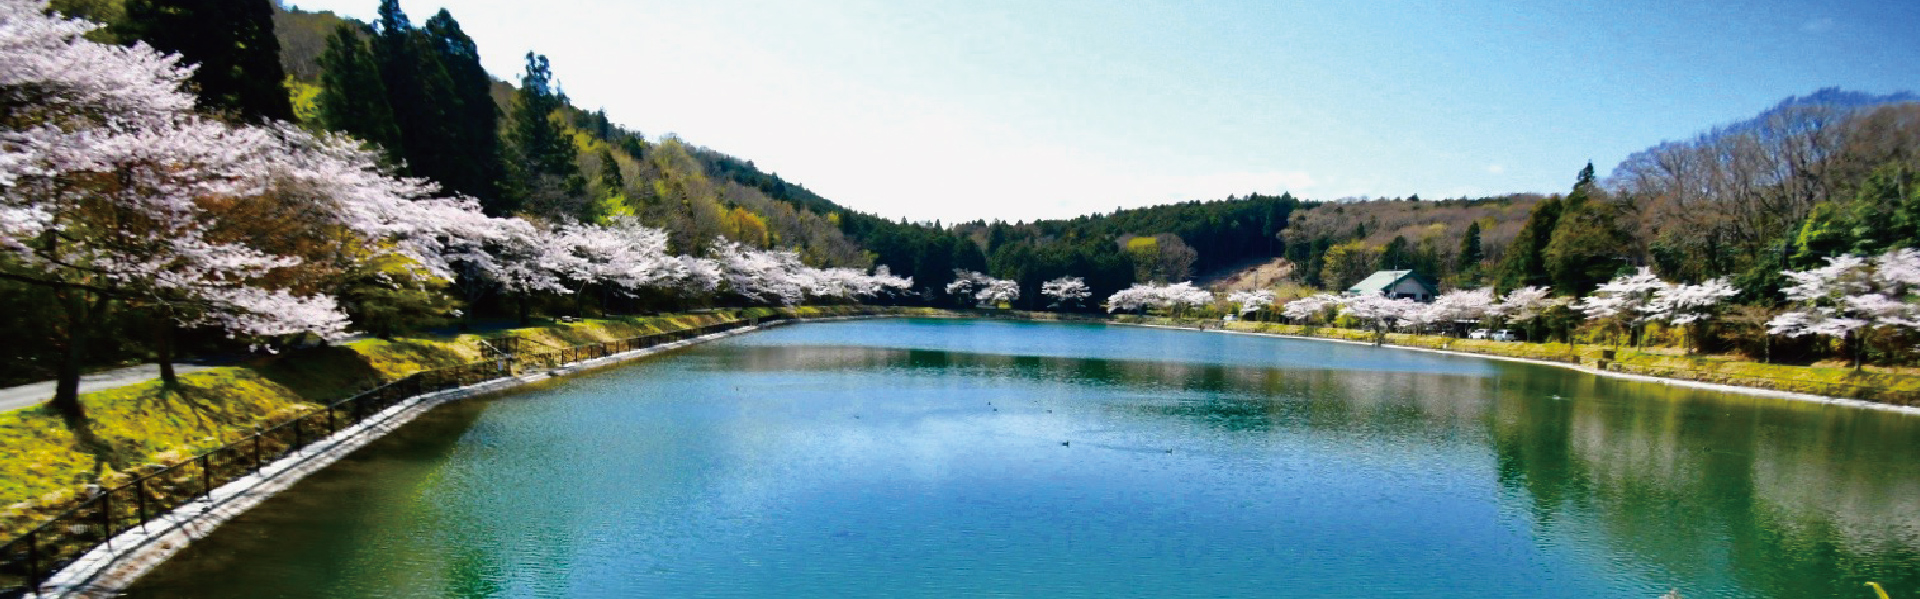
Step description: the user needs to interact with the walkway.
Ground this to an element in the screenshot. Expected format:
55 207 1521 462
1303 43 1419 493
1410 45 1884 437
0 364 213 413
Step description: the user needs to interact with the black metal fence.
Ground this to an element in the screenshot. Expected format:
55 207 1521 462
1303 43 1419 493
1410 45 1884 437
0 316 765 598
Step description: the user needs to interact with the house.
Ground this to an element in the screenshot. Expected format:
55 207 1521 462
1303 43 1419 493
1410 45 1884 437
1344 270 1438 302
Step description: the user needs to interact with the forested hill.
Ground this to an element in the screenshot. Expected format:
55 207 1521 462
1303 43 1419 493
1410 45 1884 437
257 3 1607 308
58 0 1920 312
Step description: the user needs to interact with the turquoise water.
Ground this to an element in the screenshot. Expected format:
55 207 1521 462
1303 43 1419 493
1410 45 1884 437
123 319 1920 598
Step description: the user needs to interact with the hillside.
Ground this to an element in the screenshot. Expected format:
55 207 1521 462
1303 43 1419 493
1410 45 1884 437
53 0 1920 309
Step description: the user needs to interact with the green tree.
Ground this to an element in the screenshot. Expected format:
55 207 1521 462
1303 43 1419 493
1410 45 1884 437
508 52 586 219
1455 221 1484 272
373 0 459 187
422 9 507 211
1320 240 1379 291
317 24 401 154
1497 197 1562 292
1790 202 1853 267
1378 235 1412 270
1841 163 1920 255
118 0 295 122
1544 163 1634 294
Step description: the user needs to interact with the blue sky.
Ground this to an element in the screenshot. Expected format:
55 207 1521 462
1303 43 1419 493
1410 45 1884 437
287 0 1919 223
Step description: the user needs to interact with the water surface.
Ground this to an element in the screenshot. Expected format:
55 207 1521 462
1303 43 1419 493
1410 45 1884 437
124 319 1920 599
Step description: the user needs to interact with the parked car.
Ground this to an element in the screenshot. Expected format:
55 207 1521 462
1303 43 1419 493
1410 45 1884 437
1491 329 1518 342
1468 329 1490 339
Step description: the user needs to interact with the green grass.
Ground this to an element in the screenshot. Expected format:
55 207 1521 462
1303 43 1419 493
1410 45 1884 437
1214 319 1920 406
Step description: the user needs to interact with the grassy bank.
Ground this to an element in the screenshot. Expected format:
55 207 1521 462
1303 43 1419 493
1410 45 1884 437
0 305 905 532
1190 319 1920 406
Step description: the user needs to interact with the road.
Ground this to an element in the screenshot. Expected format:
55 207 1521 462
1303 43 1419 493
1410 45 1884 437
0 363 214 413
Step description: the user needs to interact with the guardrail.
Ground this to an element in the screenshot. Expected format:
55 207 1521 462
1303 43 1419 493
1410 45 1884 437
0 315 769 598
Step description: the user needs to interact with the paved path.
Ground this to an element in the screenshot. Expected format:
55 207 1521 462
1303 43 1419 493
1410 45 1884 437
0 363 214 413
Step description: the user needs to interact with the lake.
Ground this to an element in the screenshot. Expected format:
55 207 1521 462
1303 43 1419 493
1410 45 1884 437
122 319 1920 599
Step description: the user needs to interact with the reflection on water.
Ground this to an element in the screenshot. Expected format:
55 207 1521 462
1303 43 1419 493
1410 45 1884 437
123 319 1920 599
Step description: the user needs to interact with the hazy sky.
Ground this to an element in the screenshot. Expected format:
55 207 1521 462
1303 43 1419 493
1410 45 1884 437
287 0 1919 223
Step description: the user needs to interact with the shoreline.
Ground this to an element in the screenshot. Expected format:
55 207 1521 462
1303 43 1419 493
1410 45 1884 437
33 312 1920 596
35 315 890 599
1114 320 1920 417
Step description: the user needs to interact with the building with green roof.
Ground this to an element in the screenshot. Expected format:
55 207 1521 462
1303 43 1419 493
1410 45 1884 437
1343 270 1438 302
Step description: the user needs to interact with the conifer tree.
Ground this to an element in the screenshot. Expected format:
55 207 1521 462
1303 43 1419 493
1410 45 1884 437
1545 162 1634 295
317 23 400 155
598 148 626 191
509 52 586 219
373 0 458 183
1498 197 1562 292
1456 221 1484 272
118 0 294 122
423 9 507 211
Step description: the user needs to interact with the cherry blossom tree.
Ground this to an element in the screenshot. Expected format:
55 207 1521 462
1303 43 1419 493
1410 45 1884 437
1227 289 1275 319
1397 301 1446 333
1161 281 1214 317
1103 281 1212 317
975 278 1020 307
1282 294 1341 324
1106 283 1157 314
1576 267 1671 346
707 241 808 305
944 269 1017 308
946 269 989 305
1498 286 1565 341
1648 278 1738 353
1767 250 1920 368
1041 276 1090 310
1499 286 1558 324
0 1 491 417
1424 287 1499 335
862 265 914 301
1338 293 1417 345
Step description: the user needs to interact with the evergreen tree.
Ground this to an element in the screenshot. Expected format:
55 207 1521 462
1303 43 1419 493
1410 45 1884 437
1497 197 1562 292
118 0 294 122
422 9 507 211
598 148 625 191
317 24 400 155
1378 235 1412 270
373 0 458 184
1455 221 1484 272
1544 162 1634 294
509 52 586 218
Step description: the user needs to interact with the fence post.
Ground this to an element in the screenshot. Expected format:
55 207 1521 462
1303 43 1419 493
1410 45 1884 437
135 478 147 530
199 454 212 500
100 491 113 540
26 530 38 595
253 433 264 472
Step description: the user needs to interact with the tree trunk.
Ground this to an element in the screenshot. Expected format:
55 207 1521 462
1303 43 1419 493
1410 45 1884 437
1850 330 1863 371
49 290 91 423
156 319 178 389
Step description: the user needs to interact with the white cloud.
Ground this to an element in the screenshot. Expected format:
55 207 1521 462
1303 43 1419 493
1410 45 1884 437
1486 163 1506 174
1802 17 1835 33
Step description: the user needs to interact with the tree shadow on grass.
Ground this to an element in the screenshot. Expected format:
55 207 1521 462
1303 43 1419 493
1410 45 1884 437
53 403 127 476
252 345 386 404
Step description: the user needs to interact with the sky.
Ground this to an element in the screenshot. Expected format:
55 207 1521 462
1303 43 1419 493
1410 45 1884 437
286 0 1920 224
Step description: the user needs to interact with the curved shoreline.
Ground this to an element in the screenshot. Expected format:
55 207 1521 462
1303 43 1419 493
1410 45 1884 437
37 313 1919 597
35 315 888 599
